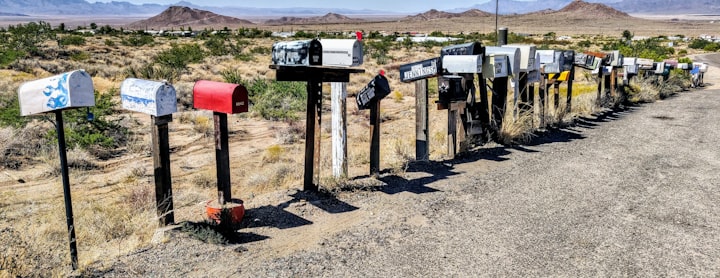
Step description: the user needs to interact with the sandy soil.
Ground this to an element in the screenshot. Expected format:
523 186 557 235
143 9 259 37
78 55 720 277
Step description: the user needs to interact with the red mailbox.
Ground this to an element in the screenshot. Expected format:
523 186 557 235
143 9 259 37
193 80 248 114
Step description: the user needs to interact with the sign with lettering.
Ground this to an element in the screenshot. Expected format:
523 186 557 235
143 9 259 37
399 57 441 83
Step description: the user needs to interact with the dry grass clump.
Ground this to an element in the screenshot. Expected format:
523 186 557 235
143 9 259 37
245 163 300 192
0 125 53 170
498 110 535 145
274 120 305 145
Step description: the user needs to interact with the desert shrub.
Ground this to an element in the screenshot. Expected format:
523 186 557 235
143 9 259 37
245 78 306 121
58 35 86 46
220 68 243 85
154 43 205 70
0 94 30 128
121 34 154 47
125 63 181 83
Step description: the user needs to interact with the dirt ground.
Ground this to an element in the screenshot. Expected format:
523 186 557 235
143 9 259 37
71 54 720 276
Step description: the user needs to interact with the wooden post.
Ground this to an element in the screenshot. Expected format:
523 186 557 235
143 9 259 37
596 70 603 108
447 103 458 159
538 76 546 128
566 67 574 114
610 68 617 103
369 100 381 175
55 110 78 270
553 81 560 119
304 79 322 191
478 78 491 134
519 73 530 113
213 112 231 205
331 82 348 178
151 115 174 226
415 79 429 161
492 77 509 132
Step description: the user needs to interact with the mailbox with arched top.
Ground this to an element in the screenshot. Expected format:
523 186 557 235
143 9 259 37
17 69 96 270
18 70 95 116
320 39 363 67
120 78 177 117
193 80 249 114
271 39 323 66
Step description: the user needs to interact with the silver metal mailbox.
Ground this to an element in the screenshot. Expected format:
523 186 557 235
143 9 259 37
694 62 708 73
271 39 322 66
608 50 624 67
654 62 666 74
486 46 521 77
482 54 508 78
120 78 177 117
320 39 363 67
527 53 542 82
678 63 689 70
18 70 95 116
638 58 655 70
505 44 536 72
442 55 483 74
537 50 564 74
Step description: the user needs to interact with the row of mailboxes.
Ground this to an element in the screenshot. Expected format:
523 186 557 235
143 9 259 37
120 78 249 116
270 38 364 67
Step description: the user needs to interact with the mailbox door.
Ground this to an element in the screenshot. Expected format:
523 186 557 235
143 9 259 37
441 42 484 57
231 86 249 113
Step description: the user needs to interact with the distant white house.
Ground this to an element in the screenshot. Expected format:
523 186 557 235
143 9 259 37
395 36 460 43
271 31 295 38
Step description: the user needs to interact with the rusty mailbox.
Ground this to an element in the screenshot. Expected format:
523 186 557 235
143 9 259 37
193 80 248 114
120 78 177 117
18 70 95 116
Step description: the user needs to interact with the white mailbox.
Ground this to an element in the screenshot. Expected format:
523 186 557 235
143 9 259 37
537 50 564 74
623 57 637 67
442 55 482 74
694 62 708 73
320 39 363 67
18 70 95 116
638 58 654 70
120 78 177 117
505 44 536 72
678 63 689 70
608 50 623 67
482 54 509 78
654 62 666 75
486 46 521 77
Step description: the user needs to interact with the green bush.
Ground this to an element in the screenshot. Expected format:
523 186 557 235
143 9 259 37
0 94 29 128
58 35 86 46
125 64 181 83
121 34 154 47
229 77 306 121
154 43 205 70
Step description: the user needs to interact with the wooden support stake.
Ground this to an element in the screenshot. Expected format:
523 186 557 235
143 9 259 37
447 103 458 159
528 82 536 128
415 79 429 161
151 115 174 226
610 69 617 104
304 79 322 191
213 112 231 205
331 82 348 178
538 76 547 128
566 67 574 114
55 110 78 270
553 82 560 119
596 70 603 108
519 73 530 113
370 100 381 175
492 77 509 132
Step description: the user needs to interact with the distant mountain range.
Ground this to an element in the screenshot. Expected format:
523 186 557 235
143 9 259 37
0 0 717 16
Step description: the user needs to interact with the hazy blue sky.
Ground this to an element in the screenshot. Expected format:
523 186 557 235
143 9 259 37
100 0 496 11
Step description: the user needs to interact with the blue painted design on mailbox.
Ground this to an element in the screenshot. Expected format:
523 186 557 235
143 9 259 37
121 94 156 106
42 73 70 110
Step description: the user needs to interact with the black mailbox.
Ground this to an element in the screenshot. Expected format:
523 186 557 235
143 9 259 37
441 42 484 57
437 76 465 104
271 39 323 66
356 73 391 110
562 50 575 72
